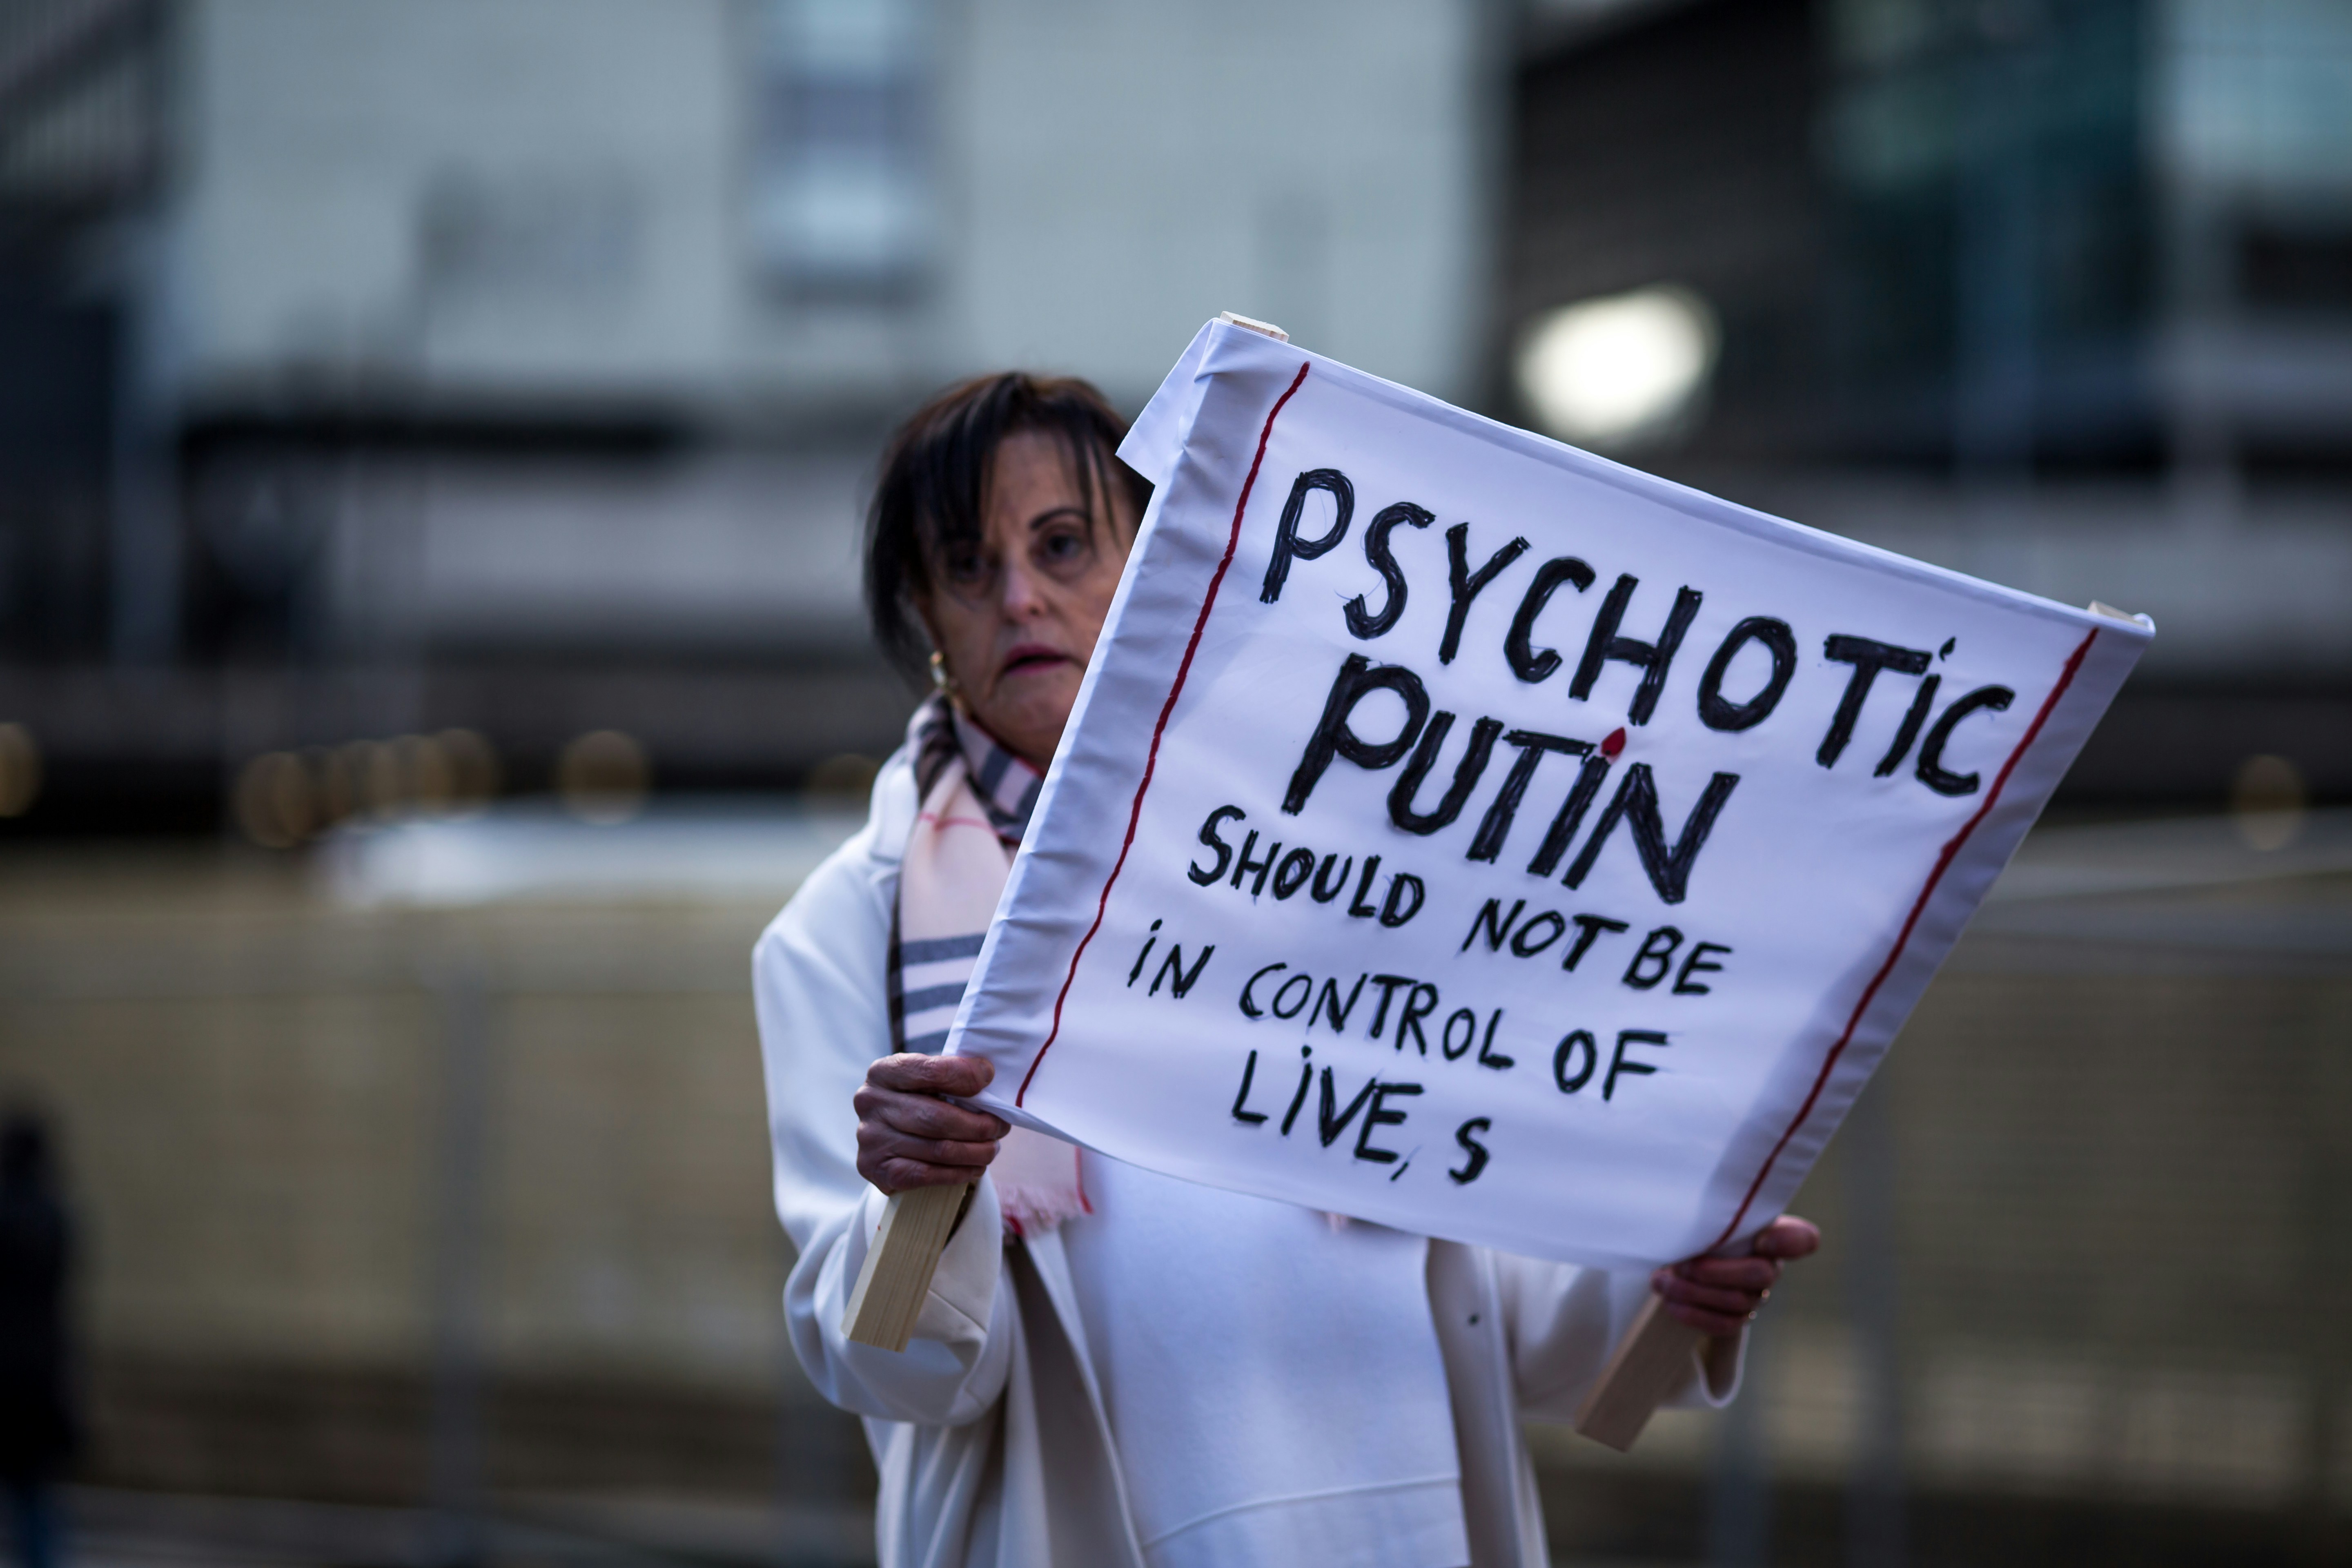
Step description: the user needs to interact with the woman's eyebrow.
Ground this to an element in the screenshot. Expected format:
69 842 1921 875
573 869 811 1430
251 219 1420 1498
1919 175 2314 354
1025 504 1094 532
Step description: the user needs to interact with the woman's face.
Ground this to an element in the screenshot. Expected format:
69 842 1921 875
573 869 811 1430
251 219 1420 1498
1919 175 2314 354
918 428 1138 769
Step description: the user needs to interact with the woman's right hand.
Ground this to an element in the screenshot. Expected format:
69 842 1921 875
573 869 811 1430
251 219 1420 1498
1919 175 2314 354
854 1054 1011 1194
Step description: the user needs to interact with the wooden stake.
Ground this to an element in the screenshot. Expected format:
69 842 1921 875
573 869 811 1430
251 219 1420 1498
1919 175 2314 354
1217 310 1290 341
842 1183 971 1352
1572 1292 1708 1452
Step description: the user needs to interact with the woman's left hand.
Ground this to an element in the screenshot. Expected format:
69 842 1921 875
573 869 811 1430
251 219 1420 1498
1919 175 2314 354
1650 1215 1822 1338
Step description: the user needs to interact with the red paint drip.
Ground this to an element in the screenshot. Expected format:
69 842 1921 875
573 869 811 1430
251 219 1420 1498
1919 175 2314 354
1601 727 1626 758
1017 360 1314 1106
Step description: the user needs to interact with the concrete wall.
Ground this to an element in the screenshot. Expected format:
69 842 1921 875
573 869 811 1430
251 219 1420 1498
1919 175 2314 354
149 0 1495 666
166 0 1493 414
939 0 1493 405
172 0 747 409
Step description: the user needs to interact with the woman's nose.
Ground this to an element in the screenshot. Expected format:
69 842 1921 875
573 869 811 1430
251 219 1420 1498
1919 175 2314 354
999 559 1049 619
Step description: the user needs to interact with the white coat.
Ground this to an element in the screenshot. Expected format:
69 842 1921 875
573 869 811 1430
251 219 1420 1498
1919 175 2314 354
754 743 1740 1568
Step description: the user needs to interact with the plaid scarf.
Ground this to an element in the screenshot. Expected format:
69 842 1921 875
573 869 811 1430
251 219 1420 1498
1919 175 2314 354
887 695 1087 1234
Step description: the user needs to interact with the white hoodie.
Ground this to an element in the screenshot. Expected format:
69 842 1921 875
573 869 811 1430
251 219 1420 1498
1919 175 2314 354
753 739 1740 1568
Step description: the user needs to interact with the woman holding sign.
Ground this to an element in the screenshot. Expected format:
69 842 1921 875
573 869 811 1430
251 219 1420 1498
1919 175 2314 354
754 372 1818 1568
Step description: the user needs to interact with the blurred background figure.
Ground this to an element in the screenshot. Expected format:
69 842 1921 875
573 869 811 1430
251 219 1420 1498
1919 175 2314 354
0 1112 76 1568
0 1 2346 1565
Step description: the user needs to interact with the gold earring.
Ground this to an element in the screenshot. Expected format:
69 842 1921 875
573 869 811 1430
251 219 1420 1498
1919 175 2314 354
929 651 957 695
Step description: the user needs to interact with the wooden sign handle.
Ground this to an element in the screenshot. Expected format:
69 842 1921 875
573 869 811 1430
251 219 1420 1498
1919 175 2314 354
842 1183 971 1352
1572 1291 1708 1451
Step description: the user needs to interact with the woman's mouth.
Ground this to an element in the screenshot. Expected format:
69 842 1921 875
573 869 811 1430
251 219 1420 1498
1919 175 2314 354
1000 644 1072 679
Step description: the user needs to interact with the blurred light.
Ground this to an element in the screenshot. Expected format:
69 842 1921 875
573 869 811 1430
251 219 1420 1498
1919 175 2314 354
349 740 403 822
558 731 650 826
2231 753 2306 852
0 724 42 818
437 729 503 817
236 753 314 849
1516 284 1719 449
806 752 880 804
310 746 358 827
395 734 454 817
296 732 501 834
327 806 862 907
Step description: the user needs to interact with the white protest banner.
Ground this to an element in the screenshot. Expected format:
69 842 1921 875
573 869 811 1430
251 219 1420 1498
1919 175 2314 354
946 317 2150 1272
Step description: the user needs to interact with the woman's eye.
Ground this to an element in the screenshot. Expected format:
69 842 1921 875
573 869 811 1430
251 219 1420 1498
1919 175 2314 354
1039 529 1089 565
944 549 988 583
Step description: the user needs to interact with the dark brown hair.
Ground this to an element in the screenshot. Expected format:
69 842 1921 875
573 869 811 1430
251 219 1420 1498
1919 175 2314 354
864 372 1152 682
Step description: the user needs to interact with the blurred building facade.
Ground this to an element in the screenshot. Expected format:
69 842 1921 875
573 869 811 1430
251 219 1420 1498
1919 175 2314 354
8 0 2345 837
0 0 1497 831
1508 0 2352 805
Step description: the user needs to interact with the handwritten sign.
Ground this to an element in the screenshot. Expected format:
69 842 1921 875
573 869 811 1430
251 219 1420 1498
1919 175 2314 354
945 319 2150 1271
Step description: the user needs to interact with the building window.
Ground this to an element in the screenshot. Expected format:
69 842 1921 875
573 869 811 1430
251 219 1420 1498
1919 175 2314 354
747 0 932 299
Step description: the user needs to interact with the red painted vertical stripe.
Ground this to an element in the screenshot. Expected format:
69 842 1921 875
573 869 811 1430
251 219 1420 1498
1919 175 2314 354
1017 361 1313 1105
1702 626 2100 1251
